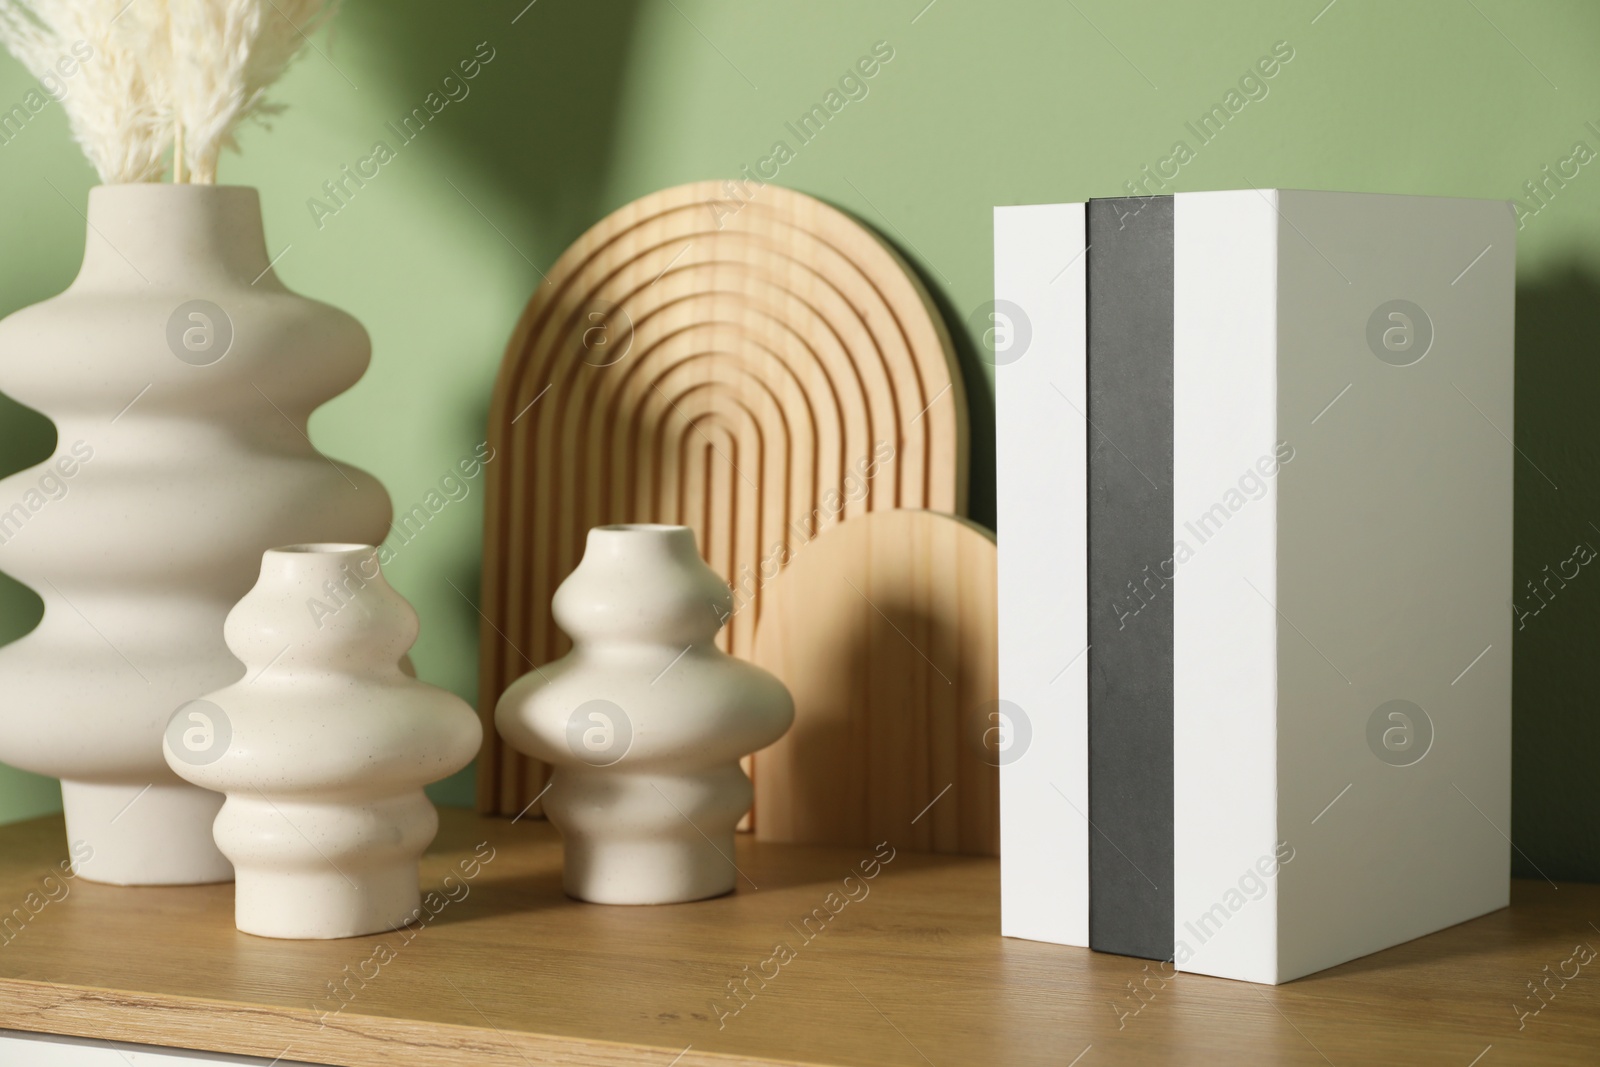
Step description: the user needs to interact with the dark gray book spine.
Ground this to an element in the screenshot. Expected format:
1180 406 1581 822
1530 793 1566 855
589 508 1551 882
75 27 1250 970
1085 196 1175 961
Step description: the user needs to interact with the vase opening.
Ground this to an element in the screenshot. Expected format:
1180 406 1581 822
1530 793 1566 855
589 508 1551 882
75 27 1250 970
260 544 382 585
273 542 376 555
585 524 699 562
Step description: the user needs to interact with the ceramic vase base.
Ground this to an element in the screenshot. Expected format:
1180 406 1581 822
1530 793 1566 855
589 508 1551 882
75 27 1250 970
564 835 739 905
60 780 233 886
234 862 422 940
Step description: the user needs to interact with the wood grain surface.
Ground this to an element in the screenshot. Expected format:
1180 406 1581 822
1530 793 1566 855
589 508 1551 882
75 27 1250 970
751 510 999 855
477 180 969 821
0 811 1594 1066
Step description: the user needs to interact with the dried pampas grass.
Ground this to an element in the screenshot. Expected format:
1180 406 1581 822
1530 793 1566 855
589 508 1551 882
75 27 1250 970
166 0 340 183
0 0 340 184
0 0 171 182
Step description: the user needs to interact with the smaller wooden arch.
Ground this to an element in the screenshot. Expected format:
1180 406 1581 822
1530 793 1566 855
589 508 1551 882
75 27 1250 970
752 510 1000 856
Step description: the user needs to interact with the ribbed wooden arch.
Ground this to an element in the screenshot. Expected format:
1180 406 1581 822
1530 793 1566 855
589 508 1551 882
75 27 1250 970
477 180 968 819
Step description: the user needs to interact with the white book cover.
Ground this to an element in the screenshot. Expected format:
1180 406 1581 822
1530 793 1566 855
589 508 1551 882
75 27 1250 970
994 203 1089 948
1171 190 1513 983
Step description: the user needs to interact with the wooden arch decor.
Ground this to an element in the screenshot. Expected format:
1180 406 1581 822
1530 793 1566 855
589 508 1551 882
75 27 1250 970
752 510 1000 856
477 180 969 817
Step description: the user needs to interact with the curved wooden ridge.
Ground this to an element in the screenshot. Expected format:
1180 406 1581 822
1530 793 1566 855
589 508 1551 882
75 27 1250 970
478 180 968 817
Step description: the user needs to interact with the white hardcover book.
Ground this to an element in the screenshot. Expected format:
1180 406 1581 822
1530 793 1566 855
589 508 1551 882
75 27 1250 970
1172 190 1514 983
994 203 1090 948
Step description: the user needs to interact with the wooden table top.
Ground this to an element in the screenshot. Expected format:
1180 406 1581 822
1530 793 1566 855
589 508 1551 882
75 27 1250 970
0 809 1594 1066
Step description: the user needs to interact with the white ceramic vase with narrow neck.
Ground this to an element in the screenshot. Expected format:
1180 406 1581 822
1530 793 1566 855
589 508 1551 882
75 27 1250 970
496 524 794 905
0 185 391 885
165 543 482 939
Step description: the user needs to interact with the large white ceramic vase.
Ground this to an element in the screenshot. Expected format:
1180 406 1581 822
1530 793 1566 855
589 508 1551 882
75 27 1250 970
497 524 794 905
0 185 390 885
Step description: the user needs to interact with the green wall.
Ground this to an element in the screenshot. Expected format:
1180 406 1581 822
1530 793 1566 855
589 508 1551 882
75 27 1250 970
0 0 1596 880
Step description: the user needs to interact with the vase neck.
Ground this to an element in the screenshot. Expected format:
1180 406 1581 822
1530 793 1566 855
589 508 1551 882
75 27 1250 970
554 525 733 647
75 184 276 289
585 524 704 568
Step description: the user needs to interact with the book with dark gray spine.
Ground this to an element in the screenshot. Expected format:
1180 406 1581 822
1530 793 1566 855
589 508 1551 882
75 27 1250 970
995 190 1514 984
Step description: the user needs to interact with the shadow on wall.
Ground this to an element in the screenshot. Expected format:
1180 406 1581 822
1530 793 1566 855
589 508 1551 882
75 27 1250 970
1510 269 1600 884
341 0 646 806
341 0 646 267
0 397 50 648
0 370 56 814
922 277 997 532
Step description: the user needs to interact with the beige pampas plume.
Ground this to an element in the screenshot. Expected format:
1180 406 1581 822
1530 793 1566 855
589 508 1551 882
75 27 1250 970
0 0 172 182
0 0 340 184
166 0 340 183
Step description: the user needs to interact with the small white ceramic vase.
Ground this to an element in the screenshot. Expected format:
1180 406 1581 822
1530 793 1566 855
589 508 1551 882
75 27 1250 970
0 185 390 885
164 544 481 939
496 524 793 905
